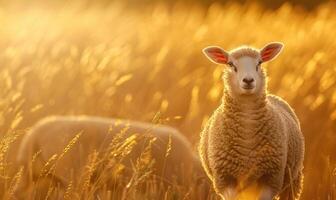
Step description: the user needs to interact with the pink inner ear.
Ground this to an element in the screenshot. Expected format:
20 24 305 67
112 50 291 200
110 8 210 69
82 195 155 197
261 47 278 61
208 49 228 63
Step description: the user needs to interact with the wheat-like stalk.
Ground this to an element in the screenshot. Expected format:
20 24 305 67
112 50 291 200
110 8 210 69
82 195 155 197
2 166 23 200
0 1 335 199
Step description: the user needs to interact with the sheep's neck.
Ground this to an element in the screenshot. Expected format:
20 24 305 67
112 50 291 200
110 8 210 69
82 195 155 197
221 89 269 138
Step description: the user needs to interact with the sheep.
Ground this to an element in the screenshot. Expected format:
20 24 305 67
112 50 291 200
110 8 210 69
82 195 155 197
199 42 304 200
15 116 209 199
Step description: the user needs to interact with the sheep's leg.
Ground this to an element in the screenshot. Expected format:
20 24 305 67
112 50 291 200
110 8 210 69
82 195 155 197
218 186 237 200
216 186 237 200
258 172 284 200
213 175 237 200
258 186 277 200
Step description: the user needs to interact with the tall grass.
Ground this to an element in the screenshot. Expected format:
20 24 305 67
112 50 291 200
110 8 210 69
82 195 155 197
0 1 335 199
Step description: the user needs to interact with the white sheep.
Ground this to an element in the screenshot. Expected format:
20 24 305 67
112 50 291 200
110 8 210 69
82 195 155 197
199 42 304 200
15 116 209 199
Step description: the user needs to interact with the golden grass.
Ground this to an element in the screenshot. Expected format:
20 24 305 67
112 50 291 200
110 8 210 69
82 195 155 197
0 1 335 199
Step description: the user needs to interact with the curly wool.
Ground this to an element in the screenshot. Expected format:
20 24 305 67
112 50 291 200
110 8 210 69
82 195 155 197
199 69 304 199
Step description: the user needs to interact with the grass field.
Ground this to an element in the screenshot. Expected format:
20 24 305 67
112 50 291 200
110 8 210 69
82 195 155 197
0 1 335 199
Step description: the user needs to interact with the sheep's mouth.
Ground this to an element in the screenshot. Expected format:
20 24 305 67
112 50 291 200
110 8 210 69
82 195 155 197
242 85 254 90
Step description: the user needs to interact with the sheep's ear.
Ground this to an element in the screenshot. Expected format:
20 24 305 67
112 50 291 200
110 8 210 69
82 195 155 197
260 42 284 62
203 46 229 65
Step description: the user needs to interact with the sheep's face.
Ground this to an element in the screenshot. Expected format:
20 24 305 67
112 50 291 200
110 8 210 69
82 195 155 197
225 56 261 95
203 42 283 97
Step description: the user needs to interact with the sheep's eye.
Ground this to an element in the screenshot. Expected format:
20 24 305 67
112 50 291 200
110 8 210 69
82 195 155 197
256 61 262 71
228 62 237 72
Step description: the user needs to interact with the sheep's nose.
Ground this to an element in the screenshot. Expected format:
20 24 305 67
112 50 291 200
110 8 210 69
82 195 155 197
243 77 254 84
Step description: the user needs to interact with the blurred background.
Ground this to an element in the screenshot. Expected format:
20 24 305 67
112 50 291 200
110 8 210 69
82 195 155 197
0 0 335 199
